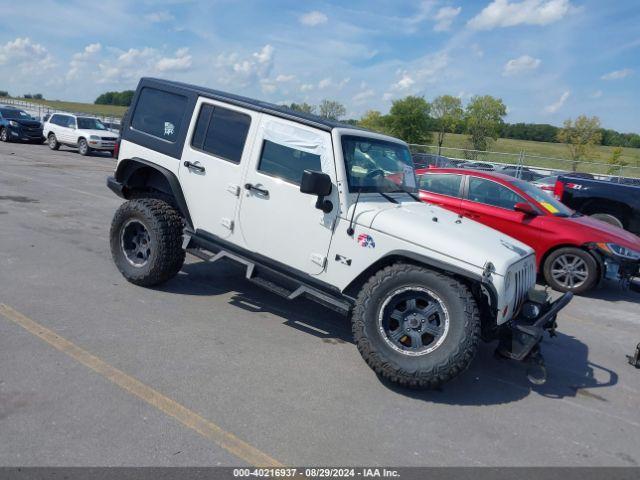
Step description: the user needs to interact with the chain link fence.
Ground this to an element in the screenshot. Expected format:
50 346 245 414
0 98 122 126
410 144 640 184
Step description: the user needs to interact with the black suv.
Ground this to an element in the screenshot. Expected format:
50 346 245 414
0 106 44 143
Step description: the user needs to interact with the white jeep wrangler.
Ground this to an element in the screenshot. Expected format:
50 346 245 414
107 78 572 388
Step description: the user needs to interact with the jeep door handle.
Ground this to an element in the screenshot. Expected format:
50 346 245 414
244 183 269 196
184 161 205 173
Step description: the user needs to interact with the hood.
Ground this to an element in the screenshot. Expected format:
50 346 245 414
354 196 534 274
15 119 41 128
567 214 640 249
82 129 118 138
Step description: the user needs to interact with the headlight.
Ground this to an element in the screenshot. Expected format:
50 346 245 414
89 135 99 140
8 120 19 127
597 242 640 260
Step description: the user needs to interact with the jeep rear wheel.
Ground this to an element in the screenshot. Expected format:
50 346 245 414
352 263 480 389
110 198 185 286
0 127 8 142
48 133 59 150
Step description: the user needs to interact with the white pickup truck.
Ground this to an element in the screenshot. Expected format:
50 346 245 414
44 113 119 156
106 78 572 388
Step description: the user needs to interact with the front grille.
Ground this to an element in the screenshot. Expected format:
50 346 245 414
101 137 117 141
512 258 536 314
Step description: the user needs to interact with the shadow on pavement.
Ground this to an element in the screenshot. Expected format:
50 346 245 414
158 260 619 405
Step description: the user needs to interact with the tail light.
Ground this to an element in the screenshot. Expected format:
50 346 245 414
553 179 564 200
113 139 120 159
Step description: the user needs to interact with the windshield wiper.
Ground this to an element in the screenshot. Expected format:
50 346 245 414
389 188 420 202
379 192 399 204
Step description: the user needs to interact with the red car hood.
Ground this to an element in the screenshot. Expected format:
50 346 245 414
567 214 640 250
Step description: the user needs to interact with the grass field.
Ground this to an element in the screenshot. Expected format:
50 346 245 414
6 97 127 118
414 132 640 176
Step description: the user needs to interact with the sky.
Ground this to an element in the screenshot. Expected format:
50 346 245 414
0 0 638 132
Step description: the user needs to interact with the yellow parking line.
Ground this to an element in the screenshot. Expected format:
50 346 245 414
0 303 282 467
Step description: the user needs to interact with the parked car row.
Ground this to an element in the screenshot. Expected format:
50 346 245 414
416 167 640 294
1 105 120 157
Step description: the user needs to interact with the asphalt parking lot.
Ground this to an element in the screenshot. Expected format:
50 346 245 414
0 141 639 467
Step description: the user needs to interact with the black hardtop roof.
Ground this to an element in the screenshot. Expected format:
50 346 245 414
140 77 365 133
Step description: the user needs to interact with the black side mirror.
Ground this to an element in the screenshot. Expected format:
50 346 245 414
300 170 333 213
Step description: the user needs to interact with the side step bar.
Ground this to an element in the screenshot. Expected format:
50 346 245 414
185 241 352 314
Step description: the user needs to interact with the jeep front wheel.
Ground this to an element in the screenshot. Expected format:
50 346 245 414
110 198 185 286
352 263 480 389
0 127 9 142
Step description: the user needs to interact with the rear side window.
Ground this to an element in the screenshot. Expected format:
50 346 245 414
258 140 322 185
131 87 188 143
419 174 463 197
468 177 524 210
191 104 251 163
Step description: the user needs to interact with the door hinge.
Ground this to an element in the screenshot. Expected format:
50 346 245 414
226 184 241 196
221 218 234 231
310 253 327 267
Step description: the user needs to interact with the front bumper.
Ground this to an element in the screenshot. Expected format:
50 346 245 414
497 290 573 362
88 138 117 150
8 125 44 142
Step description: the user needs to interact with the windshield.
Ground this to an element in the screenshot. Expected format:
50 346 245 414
341 135 417 193
512 179 573 217
1 108 31 120
77 117 107 130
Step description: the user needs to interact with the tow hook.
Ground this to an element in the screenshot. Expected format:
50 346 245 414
628 343 640 369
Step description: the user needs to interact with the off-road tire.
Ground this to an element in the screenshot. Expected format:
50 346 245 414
110 198 185 286
0 127 8 142
352 263 480 389
78 138 90 156
543 247 598 294
48 133 59 150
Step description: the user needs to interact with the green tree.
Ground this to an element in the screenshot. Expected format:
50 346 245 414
95 90 135 106
288 102 316 114
0 90 8 97
464 95 507 153
318 99 346 120
358 110 389 134
386 95 432 145
431 95 463 153
557 115 602 171
606 147 627 174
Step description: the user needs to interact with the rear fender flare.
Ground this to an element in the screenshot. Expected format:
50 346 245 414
115 157 193 229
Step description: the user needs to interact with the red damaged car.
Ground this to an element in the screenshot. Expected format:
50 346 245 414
416 168 640 294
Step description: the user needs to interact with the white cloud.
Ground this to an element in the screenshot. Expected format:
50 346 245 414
300 84 314 92
317 77 350 90
299 11 328 27
353 88 375 104
215 44 275 88
468 0 572 30
601 68 632 80
471 43 484 58
156 48 192 72
589 90 603 99
544 91 570 113
392 72 415 91
0 37 55 73
434 6 461 31
68 43 102 79
407 0 437 26
275 74 295 82
145 11 174 23
503 55 541 76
